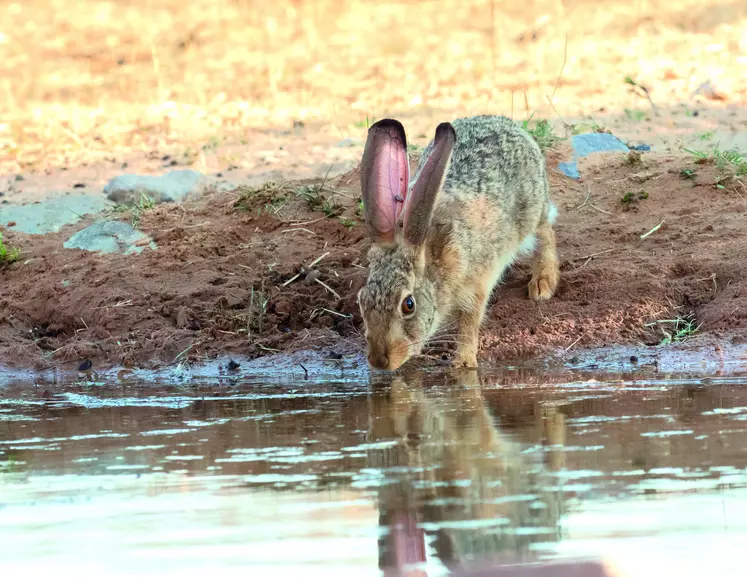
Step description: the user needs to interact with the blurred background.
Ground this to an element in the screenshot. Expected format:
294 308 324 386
1 0 746 178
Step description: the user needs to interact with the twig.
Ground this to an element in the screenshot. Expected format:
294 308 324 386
589 204 612 216
564 336 582 352
281 227 315 235
308 251 330 269
573 248 615 261
625 77 658 116
523 91 530 120
640 219 665 240
281 273 301 287
315 278 341 300
575 257 592 270
549 35 568 105
576 186 591 209
734 179 747 210
92 299 132 309
299 363 309 379
314 308 352 319
257 344 280 352
546 95 570 131
290 215 328 226
160 221 211 233
59 125 86 149
695 273 718 292
173 343 196 363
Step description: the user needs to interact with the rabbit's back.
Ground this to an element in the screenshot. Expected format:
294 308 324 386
414 115 549 211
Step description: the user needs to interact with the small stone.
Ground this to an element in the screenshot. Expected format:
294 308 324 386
224 294 244 309
104 169 213 206
0 195 112 235
305 269 321 284
692 79 727 101
630 355 639 364
174 306 191 329
227 359 241 371
63 221 157 254
78 359 93 371
557 161 580 179
628 143 652 152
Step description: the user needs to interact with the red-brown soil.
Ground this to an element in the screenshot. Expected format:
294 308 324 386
1 147 746 371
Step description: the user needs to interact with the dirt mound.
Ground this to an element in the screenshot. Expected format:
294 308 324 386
1 151 746 370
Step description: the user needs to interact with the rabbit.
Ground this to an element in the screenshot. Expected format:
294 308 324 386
357 115 559 371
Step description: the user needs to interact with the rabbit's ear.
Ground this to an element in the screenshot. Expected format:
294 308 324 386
402 122 456 246
360 119 410 244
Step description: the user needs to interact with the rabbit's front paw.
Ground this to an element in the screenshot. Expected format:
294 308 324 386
451 352 478 369
528 273 557 301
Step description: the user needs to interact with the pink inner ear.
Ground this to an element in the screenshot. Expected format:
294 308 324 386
388 140 409 224
363 122 410 243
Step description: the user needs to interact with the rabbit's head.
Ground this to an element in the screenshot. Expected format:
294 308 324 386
357 119 456 371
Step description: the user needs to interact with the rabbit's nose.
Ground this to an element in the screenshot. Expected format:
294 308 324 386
368 352 390 370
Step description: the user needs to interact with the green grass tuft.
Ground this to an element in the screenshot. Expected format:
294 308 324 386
295 183 344 218
624 108 647 122
112 191 156 227
0 231 21 265
234 182 288 216
683 146 747 188
679 168 696 180
520 115 564 152
645 313 701 345
621 190 648 206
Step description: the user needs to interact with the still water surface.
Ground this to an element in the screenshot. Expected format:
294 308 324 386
2 367 747 576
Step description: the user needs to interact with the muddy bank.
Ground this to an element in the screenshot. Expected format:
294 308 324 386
1 150 746 371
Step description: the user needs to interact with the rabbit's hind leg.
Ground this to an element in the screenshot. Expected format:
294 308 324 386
528 205 559 301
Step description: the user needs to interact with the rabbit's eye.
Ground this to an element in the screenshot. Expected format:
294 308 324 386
401 295 416 316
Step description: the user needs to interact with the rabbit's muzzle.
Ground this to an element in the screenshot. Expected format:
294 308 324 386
367 351 391 371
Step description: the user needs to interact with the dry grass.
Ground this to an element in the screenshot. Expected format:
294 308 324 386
1 0 746 173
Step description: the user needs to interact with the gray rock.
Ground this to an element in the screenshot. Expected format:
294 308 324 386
63 221 157 254
557 133 631 180
571 133 630 158
104 169 212 206
0 195 113 235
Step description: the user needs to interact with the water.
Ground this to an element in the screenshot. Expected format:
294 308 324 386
2 365 747 576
